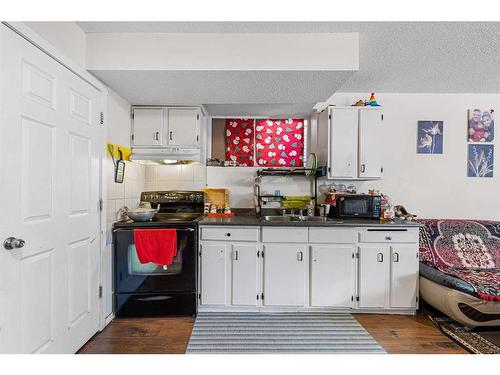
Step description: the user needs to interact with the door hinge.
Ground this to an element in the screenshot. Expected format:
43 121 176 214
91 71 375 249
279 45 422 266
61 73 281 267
99 285 103 299
131 134 134 141
100 112 104 125
198 293 201 300
416 296 419 302
261 293 264 300
199 250 202 256
356 296 359 302
352 253 355 259
196 135 199 142
381 167 384 173
356 253 359 259
257 294 259 300
328 167 331 172
131 110 134 119
98 199 103 212
381 114 384 121
197 114 200 121
261 251 264 258
328 114 331 120
351 296 354 301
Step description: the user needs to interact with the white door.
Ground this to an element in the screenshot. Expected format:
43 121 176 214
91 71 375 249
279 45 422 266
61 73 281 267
358 245 390 308
132 108 164 147
263 245 306 306
390 244 418 308
200 243 227 305
329 108 358 178
358 109 383 178
231 244 259 306
0 25 104 353
167 108 200 147
310 245 355 307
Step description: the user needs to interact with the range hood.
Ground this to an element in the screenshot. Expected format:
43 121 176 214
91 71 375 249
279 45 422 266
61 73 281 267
130 147 201 163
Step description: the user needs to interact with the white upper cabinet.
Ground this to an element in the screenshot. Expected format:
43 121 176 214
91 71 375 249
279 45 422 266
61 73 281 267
167 108 200 147
131 106 200 149
131 108 164 147
359 109 383 178
329 109 358 179
317 107 383 180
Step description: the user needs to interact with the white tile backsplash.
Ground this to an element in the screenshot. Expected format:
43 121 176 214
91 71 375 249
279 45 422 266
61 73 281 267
145 163 207 192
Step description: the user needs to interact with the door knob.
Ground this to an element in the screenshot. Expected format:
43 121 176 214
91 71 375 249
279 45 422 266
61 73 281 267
3 237 25 250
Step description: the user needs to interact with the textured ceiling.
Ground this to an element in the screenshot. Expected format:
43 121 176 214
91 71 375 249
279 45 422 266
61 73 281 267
79 21 500 93
81 22 500 115
90 70 353 110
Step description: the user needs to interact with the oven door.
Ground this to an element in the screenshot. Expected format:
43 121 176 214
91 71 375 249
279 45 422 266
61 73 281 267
113 226 196 294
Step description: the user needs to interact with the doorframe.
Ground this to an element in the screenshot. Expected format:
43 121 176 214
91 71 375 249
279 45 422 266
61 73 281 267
3 22 110 332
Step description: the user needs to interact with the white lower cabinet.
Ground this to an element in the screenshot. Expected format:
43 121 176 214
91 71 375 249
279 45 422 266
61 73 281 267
358 243 418 309
200 243 228 305
263 245 307 306
390 244 418 309
231 244 260 306
358 245 390 308
310 245 355 307
199 225 419 313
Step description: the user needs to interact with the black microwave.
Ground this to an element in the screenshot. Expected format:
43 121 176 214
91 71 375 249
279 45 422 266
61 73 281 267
329 194 381 219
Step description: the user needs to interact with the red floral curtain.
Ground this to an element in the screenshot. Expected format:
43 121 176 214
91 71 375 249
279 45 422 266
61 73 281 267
255 119 304 167
225 119 255 166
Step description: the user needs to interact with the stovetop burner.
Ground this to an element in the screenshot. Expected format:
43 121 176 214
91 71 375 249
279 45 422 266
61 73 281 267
113 190 204 228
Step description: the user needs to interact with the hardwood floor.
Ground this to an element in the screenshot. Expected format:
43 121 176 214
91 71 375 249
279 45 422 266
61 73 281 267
78 310 467 354
354 312 467 354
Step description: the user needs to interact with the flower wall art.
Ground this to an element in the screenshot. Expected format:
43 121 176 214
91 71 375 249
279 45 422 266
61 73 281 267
468 144 494 178
417 121 443 154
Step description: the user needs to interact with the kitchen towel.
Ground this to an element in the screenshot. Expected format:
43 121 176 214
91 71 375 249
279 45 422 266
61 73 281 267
133 229 177 266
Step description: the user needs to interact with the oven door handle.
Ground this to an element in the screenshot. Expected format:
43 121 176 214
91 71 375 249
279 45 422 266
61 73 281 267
113 227 196 233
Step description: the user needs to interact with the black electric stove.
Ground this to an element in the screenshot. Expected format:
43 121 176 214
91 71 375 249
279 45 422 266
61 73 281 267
113 191 204 317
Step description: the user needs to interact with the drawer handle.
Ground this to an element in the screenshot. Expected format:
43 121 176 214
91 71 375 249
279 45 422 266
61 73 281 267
225 232 231 237
232 250 238 261
377 252 384 262
297 251 303 262
393 252 399 262
385 236 392 241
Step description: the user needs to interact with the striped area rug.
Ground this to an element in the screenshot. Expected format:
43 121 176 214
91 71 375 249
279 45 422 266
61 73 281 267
186 312 386 353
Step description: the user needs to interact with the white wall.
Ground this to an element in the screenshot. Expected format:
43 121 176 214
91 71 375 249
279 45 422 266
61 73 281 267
23 22 86 67
320 93 500 220
104 90 145 320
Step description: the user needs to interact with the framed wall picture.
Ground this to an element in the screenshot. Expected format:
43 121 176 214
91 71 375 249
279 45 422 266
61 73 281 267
468 108 494 142
417 121 443 154
468 144 494 178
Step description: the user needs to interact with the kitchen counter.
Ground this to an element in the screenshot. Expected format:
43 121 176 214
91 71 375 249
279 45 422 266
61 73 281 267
197 214 423 227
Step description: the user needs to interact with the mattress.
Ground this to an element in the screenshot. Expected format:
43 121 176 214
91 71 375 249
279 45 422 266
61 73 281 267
419 262 477 298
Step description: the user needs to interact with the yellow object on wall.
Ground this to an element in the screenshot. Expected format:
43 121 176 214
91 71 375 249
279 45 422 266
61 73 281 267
106 143 131 161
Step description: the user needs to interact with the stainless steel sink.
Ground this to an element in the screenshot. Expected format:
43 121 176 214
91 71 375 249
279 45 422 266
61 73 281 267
261 215 341 223
261 215 293 222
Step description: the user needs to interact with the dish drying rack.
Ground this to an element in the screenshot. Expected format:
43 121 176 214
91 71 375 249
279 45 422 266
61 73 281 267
254 166 327 215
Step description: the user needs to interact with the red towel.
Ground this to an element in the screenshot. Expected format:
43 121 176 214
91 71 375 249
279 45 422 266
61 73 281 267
133 229 177 266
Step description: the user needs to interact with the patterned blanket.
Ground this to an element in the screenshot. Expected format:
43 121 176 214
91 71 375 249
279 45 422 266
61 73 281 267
418 219 500 302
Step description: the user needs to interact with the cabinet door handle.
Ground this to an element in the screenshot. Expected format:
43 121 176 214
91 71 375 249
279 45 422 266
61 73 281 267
232 250 238 261
377 252 384 262
360 164 366 173
154 131 159 141
169 131 173 141
297 251 303 262
225 232 231 237
385 236 392 241
393 252 399 262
